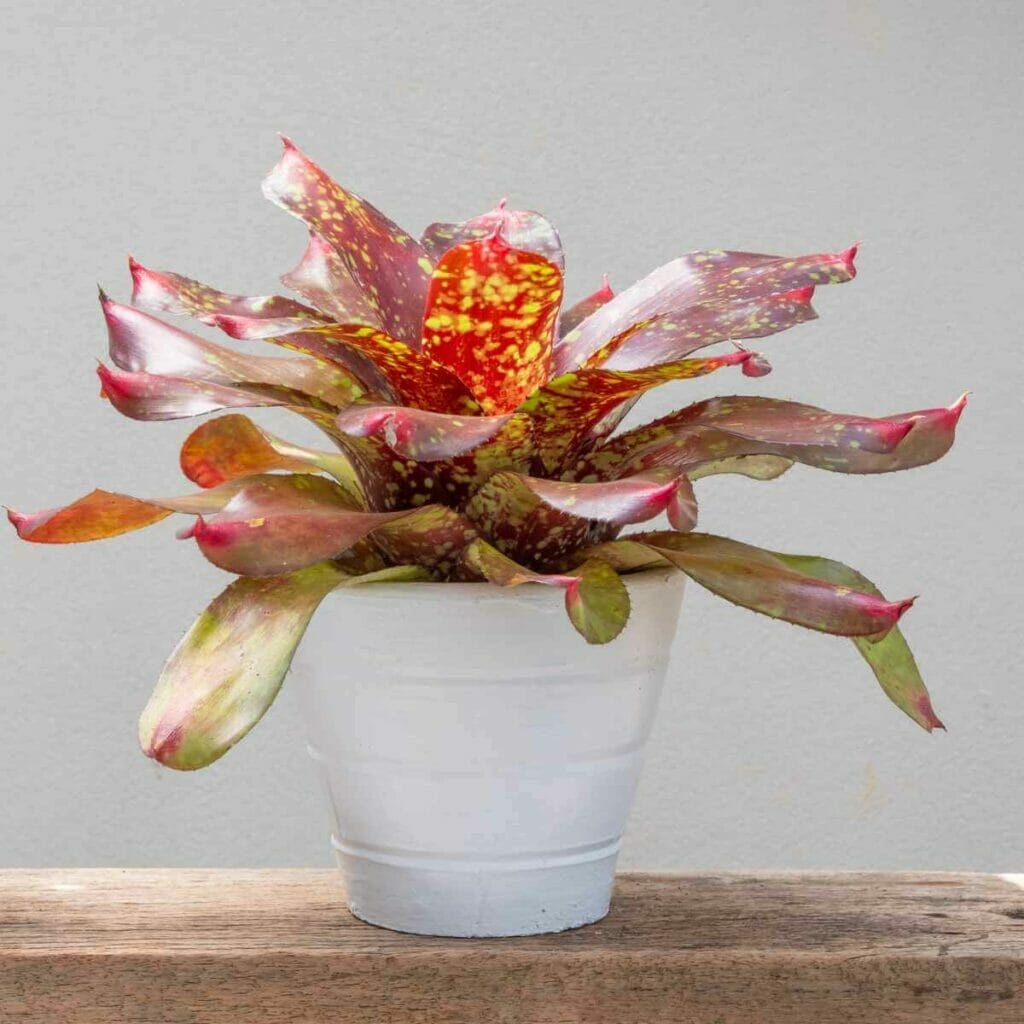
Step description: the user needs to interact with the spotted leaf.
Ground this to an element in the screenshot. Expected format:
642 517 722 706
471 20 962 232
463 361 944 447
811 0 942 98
372 504 478 576
556 246 856 373
280 231 382 326
265 324 478 414
103 294 359 408
460 539 629 645
576 396 963 481
183 473 417 576
262 138 430 345
335 404 512 461
97 364 291 421
513 470 686 526
522 349 761 473
129 257 328 338
587 289 817 371
621 531 914 637
464 470 596 570
559 276 615 338
422 235 563 414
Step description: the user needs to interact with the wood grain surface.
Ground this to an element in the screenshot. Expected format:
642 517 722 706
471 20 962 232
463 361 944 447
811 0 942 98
2 870 1023 1022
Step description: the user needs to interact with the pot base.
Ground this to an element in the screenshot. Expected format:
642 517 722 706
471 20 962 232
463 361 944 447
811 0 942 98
333 835 619 937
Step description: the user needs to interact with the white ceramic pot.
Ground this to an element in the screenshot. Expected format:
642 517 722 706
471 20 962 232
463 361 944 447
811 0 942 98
291 567 685 937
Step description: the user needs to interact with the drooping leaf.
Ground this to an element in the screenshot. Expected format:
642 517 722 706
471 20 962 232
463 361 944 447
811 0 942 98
421 235 563 414
559 275 614 338
6 480 246 543
460 539 630 644
555 246 856 373
421 200 565 271
587 289 817 371
139 561 348 770
565 560 632 644
179 415 365 502
768 552 944 731
183 473 415 576
103 294 360 408
280 230 382 326
618 532 915 637
262 137 430 345
128 257 328 337
265 324 479 414
335 404 512 461
521 350 762 473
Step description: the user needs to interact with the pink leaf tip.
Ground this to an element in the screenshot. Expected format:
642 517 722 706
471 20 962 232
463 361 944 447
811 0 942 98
597 273 614 300
740 350 772 377
5 507 28 535
839 242 859 275
949 391 970 420
176 518 200 541
894 595 917 622
782 285 815 304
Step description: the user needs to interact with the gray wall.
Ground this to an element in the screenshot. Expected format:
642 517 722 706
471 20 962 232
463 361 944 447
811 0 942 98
1 0 1019 870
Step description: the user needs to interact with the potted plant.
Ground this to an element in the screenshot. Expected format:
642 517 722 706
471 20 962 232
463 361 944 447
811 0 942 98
8 138 965 937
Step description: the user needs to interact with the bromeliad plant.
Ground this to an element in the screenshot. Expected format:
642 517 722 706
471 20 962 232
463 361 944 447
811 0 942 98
8 139 965 770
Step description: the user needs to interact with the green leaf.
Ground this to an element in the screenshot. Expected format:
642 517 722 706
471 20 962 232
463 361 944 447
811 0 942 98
565 559 631 644
139 561 347 770
770 552 943 732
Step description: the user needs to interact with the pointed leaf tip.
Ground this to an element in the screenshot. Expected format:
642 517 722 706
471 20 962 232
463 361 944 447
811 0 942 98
840 242 859 274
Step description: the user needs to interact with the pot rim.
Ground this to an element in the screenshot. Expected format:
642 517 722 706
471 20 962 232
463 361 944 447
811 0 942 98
327 563 682 602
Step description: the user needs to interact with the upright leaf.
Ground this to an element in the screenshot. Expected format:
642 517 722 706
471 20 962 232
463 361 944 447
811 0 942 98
280 231 382 326
262 138 431 345
559 276 615 338
422 235 563 414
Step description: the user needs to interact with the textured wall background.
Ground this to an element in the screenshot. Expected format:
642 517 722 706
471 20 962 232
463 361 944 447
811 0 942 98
1 0 1019 869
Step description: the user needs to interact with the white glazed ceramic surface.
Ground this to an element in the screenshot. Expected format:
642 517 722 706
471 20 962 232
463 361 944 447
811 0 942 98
291 568 685 937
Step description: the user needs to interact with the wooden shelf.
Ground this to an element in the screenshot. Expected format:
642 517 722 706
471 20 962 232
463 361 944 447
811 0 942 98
2 870 1023 1022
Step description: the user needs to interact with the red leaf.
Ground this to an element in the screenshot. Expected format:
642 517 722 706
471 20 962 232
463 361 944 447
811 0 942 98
129 257 327 337
280 231 383 326
262 138 430 345
262 324 479 414
335 404 512 460
186 474 414 576
559 275 614 338
422 234 563 414
103 294 359 408
556 245 856 373
97 364 288 421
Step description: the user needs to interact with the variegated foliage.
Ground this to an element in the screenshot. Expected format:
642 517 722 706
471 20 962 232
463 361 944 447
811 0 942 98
8 139 965 768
